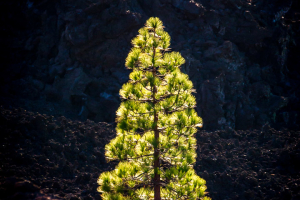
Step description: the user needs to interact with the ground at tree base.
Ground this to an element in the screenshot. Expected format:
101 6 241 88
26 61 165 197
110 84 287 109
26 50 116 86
0 106 299 200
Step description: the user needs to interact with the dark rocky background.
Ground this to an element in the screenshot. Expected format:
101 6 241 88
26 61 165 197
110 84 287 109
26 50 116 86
1 0 300 130
1 0 300 199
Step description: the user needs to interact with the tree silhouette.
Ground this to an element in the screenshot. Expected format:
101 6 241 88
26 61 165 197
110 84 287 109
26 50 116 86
97 17 211 200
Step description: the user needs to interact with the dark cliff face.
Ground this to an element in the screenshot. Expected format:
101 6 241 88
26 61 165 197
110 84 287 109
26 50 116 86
1 0 300 130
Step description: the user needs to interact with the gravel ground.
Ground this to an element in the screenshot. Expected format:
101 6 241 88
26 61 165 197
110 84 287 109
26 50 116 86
0 106 299 200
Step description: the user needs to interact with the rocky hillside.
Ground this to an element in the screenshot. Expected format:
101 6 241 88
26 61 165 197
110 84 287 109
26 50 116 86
1 0 300 130
1 107 300 200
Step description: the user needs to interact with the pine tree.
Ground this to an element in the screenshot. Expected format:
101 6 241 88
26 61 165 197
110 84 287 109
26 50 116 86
97 17 211 200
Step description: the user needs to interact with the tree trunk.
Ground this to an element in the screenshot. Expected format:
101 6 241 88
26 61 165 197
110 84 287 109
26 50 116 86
154 121 160 200
152 28 161 200
153 105 160 199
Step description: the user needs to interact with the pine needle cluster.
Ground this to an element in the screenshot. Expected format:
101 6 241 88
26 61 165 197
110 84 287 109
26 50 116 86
97 17 211 200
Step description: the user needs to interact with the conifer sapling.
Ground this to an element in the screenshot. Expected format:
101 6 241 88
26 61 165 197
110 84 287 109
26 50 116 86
97 17 211 200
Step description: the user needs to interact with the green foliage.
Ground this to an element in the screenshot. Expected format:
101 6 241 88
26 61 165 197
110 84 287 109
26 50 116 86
98 17 210 200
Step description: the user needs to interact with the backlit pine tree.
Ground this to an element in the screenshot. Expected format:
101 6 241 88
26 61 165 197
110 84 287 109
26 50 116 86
97 17 211 200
